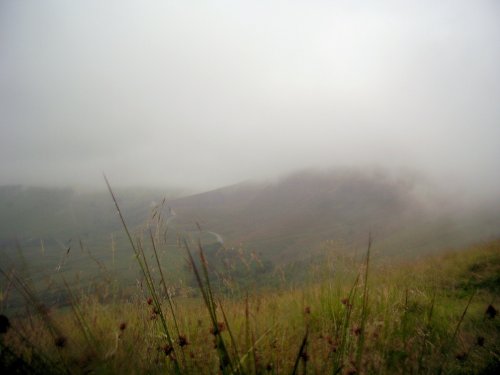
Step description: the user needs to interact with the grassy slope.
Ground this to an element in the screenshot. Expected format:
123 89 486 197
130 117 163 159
1 239 498 374
169 170 500 264
169 170 422 260
0 185 189 310
2 171 499 313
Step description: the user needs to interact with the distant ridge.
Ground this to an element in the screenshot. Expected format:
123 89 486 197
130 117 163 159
167 168 500 261
167 169 483 261
1 169 499 265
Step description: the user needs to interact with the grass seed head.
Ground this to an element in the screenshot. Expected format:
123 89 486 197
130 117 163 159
455 352 467 361
341 297 352 308
178 335 188 347
0 314 10 334
163 344 173 356
210 322 226 336
54 336 67 348
476 336 485 346
218 321 226 332
485 304 497 319
352 325 362 336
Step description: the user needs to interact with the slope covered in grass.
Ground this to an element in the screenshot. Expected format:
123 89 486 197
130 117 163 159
168 169 500 262
1 239 498 374
2 170 499 316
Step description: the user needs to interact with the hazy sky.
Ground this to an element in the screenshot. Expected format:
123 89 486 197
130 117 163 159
1 0 499 197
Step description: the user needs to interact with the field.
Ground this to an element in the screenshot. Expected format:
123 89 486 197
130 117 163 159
1 230 498 374
0 176 499 374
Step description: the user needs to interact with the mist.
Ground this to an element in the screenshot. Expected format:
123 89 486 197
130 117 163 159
1 0 499 202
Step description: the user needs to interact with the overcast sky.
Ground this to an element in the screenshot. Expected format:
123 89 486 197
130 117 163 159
1 1 499 198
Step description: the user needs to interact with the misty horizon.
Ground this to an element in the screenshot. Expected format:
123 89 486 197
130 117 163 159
1 0 499 201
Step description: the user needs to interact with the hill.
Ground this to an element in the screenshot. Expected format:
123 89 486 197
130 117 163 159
0 185 183 305
1 238 498 374
168 169 500 262
1 169 499 302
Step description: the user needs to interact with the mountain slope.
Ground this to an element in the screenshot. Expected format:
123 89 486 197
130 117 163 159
168 169 499 262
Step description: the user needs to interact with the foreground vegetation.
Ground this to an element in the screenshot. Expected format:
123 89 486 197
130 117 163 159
0 185 498 374
1 235 498 374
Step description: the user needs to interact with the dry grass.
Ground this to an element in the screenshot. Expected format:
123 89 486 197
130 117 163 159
0 186 498 374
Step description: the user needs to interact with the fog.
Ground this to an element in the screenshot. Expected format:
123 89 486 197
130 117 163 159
1 0 499 201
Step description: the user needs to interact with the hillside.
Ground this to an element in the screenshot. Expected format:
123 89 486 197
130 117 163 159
168 169 500 262
1 239 498 374
0 185 183 304
1 169 499 302
0 185 186 241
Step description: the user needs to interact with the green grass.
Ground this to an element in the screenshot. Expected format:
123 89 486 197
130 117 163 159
0 184 499 374
1 236 499 374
